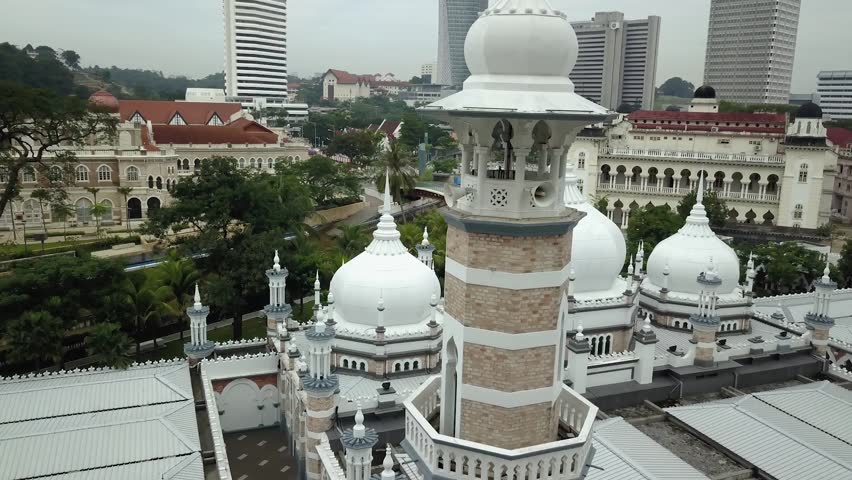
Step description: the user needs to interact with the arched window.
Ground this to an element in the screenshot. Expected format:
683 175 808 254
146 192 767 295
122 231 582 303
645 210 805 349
238 158 245 168
675 321 681 329
295 155 301 161
342 359 349 368
22 167 36 183
360 362 366 371
126 166 140 181
76 165 89 182
395 363 401 372
404 362 410 371
156 177 163 190
413 360 420 369
250 158 257 169
578 152 586 170
182 159 189 171
799 164 808 183
267 158 274 169
148 176 154 189
97 165 112 181
48 165 63 181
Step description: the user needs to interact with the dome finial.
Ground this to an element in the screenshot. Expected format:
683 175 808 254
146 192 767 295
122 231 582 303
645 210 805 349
643 311 653 332
422 226 430 246
353 404 366 438
381 444 395 480
823 257 831 282
575 324 585 342
697 172 705 206
193 284 202 309
273 250 280 272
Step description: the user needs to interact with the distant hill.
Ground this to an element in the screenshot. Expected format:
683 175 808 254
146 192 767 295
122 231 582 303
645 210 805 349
0 42 223 101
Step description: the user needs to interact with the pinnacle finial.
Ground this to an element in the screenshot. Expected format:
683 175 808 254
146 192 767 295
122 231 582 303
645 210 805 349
314 271 320 288
643 311 653 332
576 324 585 342
381 444 395 480
383 168 392 215
353 404 366 438
823 257 831 282
697 171 705 206
569 267 576 281
193 284 201 309
273 250 280 271
422 226 430 246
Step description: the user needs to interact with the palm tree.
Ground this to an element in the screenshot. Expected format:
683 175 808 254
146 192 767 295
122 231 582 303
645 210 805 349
153 252 201 340
84 187 102 236
30 189 51 234
5 311 64 371
90 202 111 238
336 224 370 260
117 187 134 233
50 202 75 241
375 141 417 221
123 273 169 358
87 322 133 369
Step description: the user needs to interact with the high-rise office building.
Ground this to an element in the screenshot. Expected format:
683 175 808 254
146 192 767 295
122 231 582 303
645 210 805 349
818 71 852 120
704 0 801 105
224 0 288 100
437 0 489 87
570 12 661 110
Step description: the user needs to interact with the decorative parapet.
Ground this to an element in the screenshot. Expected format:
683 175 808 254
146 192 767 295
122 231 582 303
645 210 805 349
316 433 347 480
403 376 596 480
587 350 637 367
0 357 186 382
828 364 852 382
201 351 278 380
201 368 232 480
214 338 267 351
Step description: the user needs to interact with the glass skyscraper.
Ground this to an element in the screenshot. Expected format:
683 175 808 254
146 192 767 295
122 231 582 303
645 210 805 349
437 0 490 87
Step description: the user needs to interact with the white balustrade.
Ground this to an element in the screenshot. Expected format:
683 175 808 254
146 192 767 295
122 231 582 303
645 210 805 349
403 377 596 480
317 433 348 480
600 147 785 165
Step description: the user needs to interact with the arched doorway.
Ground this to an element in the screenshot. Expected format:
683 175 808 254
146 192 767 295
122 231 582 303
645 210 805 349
147 197 161 214
76 198 93 224
127 198 142 219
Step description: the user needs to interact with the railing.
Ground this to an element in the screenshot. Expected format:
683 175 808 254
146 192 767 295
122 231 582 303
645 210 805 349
403 377 595 480
317 433 347 480
587 350 637 366
44 148 176 157
601 147 785 164
596 183 780 203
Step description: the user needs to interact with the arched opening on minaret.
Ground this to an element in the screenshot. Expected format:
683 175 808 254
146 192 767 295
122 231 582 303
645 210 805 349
489 120 514 179
441 337 459 437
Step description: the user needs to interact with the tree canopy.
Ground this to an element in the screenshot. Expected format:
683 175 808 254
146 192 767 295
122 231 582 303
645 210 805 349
276 156 361 208
734 242 832 296
0 43 81 97
658 77 696 98
326 130 381 168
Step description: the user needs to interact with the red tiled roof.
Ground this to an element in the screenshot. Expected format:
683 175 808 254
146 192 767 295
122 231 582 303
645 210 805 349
140 124 160 152
326 69 373 85
151 121 278 145
378 120 402 138
828 128 852 148
119 100 242 125
628 110 787 124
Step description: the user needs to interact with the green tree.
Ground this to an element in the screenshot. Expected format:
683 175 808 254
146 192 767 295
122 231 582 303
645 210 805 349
50 201 75 241
90 202 111 237
326 130 381 169
60 50 81 70
117 187 134 232
626 205 683 260
0 81 118 220
30 188 51 234
658 77 696 98
735 242 827 296
677 189 730 228
375 141 418 219
87 322 133 369
0 43 76 95
616 103 641 114
398 113 427 150
836 240 852 288
336 225 371 260
592 195 609 216
154 253 201 340
277 156 361 208
398 210 448 275
123 272 169 358
432 157 459 174
5 311 64 371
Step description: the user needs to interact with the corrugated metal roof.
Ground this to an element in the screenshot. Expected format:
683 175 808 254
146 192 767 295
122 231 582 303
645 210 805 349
0 362 202 480
666 381 852 480
589 418 709 480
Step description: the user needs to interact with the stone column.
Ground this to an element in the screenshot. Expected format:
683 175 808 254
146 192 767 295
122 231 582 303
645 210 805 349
565 326 591 394
634 314 658 384
461 144 474 175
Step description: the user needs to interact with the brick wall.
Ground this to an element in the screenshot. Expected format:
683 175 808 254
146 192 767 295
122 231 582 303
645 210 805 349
459 399 555 449
445 274 562 333
463 344 555 391
447 227 572 273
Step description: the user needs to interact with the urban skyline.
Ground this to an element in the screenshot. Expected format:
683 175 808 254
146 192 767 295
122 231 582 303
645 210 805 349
4 0 850 94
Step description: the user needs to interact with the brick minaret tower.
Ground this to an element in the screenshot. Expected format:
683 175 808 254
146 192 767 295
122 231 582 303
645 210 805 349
302 313 337 480
805 260 836 357
423 0 611 450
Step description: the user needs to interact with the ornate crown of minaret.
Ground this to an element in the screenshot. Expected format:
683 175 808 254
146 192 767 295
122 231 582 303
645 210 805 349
184 284 214 362
416 226 436 270
690 257 723 367
265 250 292 347
805 259 837 357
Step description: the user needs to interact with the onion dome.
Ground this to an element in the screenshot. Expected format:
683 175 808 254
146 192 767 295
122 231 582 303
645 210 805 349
88 90 119 113
694 85 717 99
797 102 823 119
564 165 626 294
645 180 740 296
329 173 440 329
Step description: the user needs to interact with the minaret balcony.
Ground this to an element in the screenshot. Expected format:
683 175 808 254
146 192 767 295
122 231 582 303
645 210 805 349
402 376 596 480
457 174 563 220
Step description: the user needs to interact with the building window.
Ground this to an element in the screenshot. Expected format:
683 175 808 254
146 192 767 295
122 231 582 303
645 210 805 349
798 164 808 183
238 158 245 168
48 165 64 181
207 114 223 126
577 152 586 170
76 165 90 182
0 170 9 183
126 166 140 181
130 113 145 125
633 135 644 140
267 158 274 169
97 165 112 181
169 114 186 126
793 204 804 220
22 167 36 183
718 139 731 145
148 176 154 189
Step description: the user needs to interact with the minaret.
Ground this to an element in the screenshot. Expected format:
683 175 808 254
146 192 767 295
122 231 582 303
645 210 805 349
342 406 379 480
376 294 386 345
416 226 436 270
634 241 644 280
690 257 723 367
422 1 611 449
265 250 292 350
745 252 756 297
184 284 215 363
326 292 336 326
302 310 337 480
633 312 658 384
805 259 836 357
661 261 671 300
312 270 321 321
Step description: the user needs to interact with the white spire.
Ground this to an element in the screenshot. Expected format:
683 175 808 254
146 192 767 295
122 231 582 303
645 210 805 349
193 284 201 309
377 292 385 330
678 170 715 237
381 444 395 480
314 271 320 289
365 170 407 255
353 404 365 439
627 257 634 276
421 226 430 246
823 258 831 283
273 250 280 272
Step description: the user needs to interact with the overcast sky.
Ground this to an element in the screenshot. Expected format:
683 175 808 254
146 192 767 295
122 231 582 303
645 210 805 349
4 0 851 92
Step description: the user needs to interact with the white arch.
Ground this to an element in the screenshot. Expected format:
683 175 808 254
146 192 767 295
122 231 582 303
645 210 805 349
219 378 264 432
76 165 90 182
126 165 140 181
96 164 112 181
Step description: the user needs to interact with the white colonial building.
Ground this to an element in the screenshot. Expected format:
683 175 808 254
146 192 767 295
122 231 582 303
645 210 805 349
568 87 838 230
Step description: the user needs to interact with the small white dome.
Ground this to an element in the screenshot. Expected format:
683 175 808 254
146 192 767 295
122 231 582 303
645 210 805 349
465 1 577 78
329 174 440 329
564 169 626 294
645 186 741 295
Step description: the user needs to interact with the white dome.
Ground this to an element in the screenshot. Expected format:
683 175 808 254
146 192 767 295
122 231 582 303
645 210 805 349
329 178 440 329
464 1 578 78
645 187 741 295
564 170 626 294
